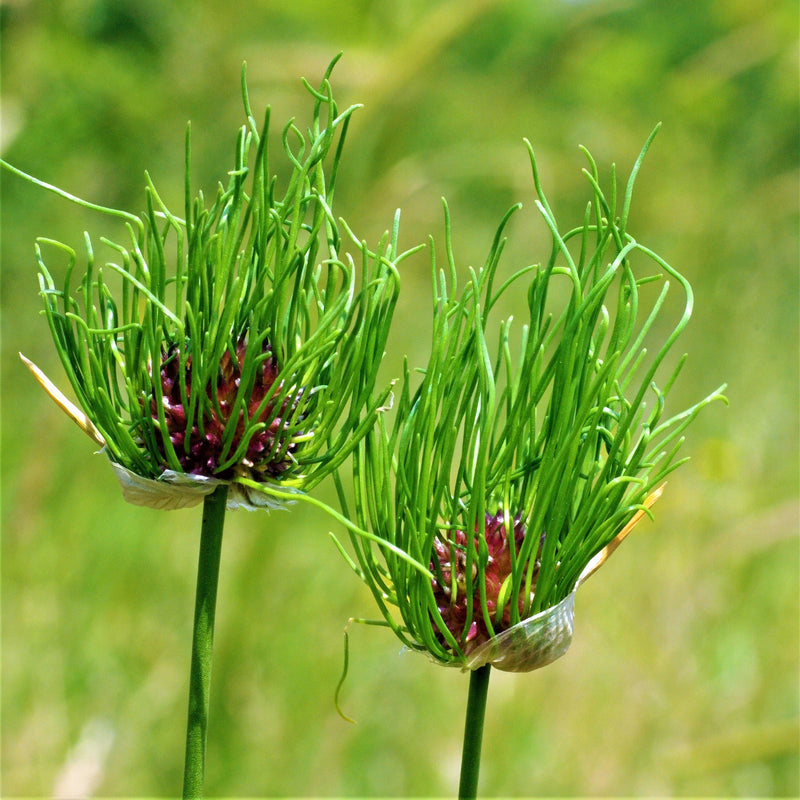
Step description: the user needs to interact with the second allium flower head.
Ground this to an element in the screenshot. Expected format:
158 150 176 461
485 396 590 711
21 57 414 510
337 135 726 672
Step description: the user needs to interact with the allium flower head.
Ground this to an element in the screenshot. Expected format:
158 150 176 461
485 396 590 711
14 58 414 510
336 130 726 672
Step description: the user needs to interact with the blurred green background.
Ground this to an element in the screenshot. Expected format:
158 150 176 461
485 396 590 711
2 0 798 796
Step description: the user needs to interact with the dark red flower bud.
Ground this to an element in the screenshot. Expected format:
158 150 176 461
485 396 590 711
151 338 302 480
431 512 543 655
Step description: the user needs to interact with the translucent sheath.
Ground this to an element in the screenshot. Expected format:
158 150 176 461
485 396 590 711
110 461 295 511
463 590 576 673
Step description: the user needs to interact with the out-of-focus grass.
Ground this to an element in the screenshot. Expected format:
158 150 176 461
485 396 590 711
2 0 797 796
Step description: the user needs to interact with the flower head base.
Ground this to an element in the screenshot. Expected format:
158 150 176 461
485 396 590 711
11 57 417 510
432 512 541 655
154 337 299 481
337 129 727 671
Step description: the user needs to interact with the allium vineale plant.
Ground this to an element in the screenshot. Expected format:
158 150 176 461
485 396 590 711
333 129 727 796
5 57 424 797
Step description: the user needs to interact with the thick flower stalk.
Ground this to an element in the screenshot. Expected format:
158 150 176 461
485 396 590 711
336 128 727 672
12 56 412 511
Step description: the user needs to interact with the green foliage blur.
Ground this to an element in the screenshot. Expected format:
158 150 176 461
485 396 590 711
2 0 797 796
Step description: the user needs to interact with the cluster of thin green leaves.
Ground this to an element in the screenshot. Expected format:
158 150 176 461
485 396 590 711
15 57 410 491
335 129 726 666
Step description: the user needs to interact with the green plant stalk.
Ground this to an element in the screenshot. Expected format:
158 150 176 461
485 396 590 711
458 664 492 799
183 484 229 799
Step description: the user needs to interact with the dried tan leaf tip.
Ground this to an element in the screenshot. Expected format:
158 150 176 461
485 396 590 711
20 353 105 446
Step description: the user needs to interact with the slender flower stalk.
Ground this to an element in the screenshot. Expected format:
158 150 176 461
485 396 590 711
5 57 425 796
334 129 727 794
459 664 491 799
183 484 228 797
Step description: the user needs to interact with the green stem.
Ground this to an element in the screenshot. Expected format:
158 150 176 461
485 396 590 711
182 484 229 799
458 664 492 800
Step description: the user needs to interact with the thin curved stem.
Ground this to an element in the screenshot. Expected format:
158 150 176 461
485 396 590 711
458 664 491 799
183 484 229 798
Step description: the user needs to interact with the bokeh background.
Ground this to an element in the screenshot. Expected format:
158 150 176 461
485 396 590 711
2 0 798 796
